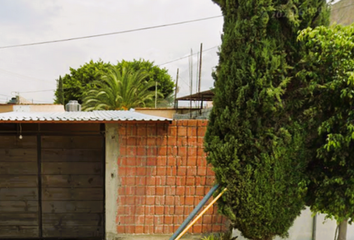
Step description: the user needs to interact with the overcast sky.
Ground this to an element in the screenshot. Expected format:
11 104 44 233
0 0 223 104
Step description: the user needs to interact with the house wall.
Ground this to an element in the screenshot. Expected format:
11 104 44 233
105 120 227 239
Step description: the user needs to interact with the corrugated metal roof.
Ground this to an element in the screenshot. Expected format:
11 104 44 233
0 110 171 122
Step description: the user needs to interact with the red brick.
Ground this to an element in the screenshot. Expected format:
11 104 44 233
175 206 184 215
164 225 174 234
186 176 195 186
145 206 155 215
118 126 127 135
117 225 125 233
157 125 167 135
127 146 136 156
177 127 187 136
176 177 186 186
167 136 177 146
176 185 185 195
121 176 135 185
187 127 197 136
117 206 125 215
177 166 187 176
135 225 144 234
167 146 178 155
127 136 137 146
197 120 208 127
166 166 177 176
168 126 177 136
202 215 212 224
125 167 136 176
173 215 184 224
146 137 156 146
126 157 136 166
135 186 145 195
156 167 167 176
185 186 196 195
147 125 157 135
119 147 127 156
197 167 207 176
166 176 176 185
155 225 164 234
137 126 147 136
146 196 155 205
186 157 197 166
135 206 145 215
178 147 187 156
193 224 202 233
165 196 174 205
146 186 155 195
146 157 157 166
177 137 187 146
136 167 146 176
135 157 145 166
164 215 173 224
137 147 146 156
146 176 156 185
185 196 194 205
187 166 197 176
155 206 164 215
167 156 176 166
157 156 167 166
147 147 157 156
155 196 165 205
187 120 198 127
196 186 205 196
155 186 165 195
145 215 154 225
165 206 175 215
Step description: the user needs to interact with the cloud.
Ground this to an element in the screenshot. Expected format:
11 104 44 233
0 0 223 103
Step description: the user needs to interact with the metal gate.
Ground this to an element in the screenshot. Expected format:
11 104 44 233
0 126 105 239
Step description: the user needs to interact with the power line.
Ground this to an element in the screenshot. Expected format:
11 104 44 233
20 89 54 93
158 46 218 66
0 67 53 83
0 16 222 50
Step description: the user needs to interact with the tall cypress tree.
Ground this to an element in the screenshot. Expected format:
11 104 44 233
205 1 329 239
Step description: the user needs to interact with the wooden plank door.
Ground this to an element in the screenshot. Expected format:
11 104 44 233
41 135 104 238
0 136 39 238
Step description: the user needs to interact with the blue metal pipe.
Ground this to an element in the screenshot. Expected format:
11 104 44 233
169 184 220 240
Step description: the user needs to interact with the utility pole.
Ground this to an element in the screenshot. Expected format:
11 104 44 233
189 49 193 118
155 81 158 108
198 43 203 109
174 68 179 109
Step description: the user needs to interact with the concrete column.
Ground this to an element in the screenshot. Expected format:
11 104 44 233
105 123 120 240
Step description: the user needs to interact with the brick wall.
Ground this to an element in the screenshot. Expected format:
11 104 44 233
116 120 226 234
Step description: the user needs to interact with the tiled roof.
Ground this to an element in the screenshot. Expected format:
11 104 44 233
0 110 171 122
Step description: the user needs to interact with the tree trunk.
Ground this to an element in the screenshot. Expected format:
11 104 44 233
337 219 348 240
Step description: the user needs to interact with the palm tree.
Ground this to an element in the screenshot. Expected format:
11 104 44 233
82 66 160 111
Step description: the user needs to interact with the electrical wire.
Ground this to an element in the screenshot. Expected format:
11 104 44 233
158 46 218 66
20 89 54 93
0 67 53 83
0 16 222 49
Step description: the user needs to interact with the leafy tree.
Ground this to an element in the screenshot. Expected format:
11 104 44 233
82 66 159 110
297 24 354 240
116 59 174 99
204 1 329 240
54 76 64 104
54 60 111 104
54 59 174 105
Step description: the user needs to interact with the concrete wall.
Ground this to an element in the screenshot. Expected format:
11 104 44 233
0 104 65 113
233 209 354 240
106 124 120 240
